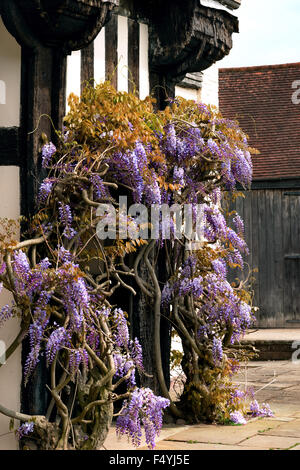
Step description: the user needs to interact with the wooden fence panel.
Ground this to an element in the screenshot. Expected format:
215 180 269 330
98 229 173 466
230 188 300 327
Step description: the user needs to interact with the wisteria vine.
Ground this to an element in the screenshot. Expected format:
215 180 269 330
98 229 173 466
0 82 265 449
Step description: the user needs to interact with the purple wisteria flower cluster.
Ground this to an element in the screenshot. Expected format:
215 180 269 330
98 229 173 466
16 422 34 439
4 242 169 447
58 203 77 240
0 85 257 447
250 400 274 418
110 142 149 203
0 304 14 327
41 142 56 168
228 391 274 425
212 337 223 364
229 411 247 425
112 308 144 386
38 179 54 206
116 388 169 449
162 248 254 363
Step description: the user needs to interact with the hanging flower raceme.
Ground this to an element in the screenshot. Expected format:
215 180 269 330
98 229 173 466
46 327 70 365
41 142 56 168
116 388 170 449
38 179 54 206
0 82 260 448
0 304 14 328
58 203 77 240
90 174 107 200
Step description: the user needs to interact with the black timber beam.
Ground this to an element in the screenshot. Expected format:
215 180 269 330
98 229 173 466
0 127 20 166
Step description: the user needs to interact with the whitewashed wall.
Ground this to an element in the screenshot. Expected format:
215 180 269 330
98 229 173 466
175 65 219 107
175 85 200 102
0 18 21 127
201 64 219 107
0 169 21 450
138 22 149 100
66 50 81 106
0 18 21 450
117 15 129 92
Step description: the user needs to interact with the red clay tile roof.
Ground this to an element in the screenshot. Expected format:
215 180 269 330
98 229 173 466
219 62 300 180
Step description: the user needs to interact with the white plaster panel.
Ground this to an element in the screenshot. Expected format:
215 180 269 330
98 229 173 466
139 23 149 100
0 18 21 127
201 64 219 107
94 27 106 85
117 16 129 92
175 86 200 102
0 166 21 450
66 50 81 110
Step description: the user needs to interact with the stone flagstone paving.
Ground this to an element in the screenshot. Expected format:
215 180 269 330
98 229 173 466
104 360 300 451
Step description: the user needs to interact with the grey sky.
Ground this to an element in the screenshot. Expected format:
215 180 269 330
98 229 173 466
218 0 300 68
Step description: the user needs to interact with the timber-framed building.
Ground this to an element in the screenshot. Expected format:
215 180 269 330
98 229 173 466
0 0 241 449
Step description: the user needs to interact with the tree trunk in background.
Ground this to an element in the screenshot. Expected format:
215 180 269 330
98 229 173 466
130 245 171 396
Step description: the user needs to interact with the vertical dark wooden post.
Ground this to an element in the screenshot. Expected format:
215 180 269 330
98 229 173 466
128 19 139 95
150 71 176 110
52 50 67 133
105 14 118 90
20 45 67 217
1 0 117 424
81 42 95 93
20 45 67 415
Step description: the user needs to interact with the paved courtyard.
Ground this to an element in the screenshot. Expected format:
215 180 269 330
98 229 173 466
104 360 300 451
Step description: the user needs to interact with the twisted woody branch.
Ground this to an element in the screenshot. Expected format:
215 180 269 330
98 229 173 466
0 82 265 449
